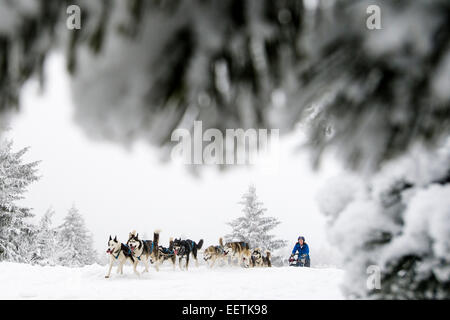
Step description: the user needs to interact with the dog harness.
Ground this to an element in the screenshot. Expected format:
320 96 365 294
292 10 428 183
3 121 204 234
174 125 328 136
112 250 121 260
187 240 195 251
136 241 155 261
160 247 174 256
111 244 132 259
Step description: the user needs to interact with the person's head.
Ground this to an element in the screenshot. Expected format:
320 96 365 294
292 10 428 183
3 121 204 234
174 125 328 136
298 236 305 245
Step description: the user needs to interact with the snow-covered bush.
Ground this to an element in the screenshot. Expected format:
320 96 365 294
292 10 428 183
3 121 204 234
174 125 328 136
225 185 287 253
316 175 364 220
318 142 450 299
56 205 97 267
0 140 39 262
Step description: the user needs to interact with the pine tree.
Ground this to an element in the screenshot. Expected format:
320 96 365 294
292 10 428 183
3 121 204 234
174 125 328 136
225 185 286 252
56 205 96 267
32 208 57 265
0 140 39 262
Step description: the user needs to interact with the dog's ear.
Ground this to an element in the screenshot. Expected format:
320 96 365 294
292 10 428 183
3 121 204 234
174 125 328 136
136 233 139 239
114 235 117 242
109 235 112 241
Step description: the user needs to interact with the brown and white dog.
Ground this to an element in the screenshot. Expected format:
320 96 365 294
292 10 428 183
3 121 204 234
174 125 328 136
203 238 227 268
105 235 135 278
127 230 160 273
222 239 251 267
251 248 272 267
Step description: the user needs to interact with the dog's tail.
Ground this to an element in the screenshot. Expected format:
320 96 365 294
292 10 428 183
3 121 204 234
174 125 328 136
153 230 160 258
169 237 174 250
219 237 224 247
266 251 271 258
197 239 204 250
266 251 272 267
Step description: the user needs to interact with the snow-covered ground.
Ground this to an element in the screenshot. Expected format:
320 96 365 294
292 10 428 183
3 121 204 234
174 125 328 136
0 262 344 299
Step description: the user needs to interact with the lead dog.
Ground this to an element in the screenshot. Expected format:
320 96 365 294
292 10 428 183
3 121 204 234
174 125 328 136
172 238 204 270
127 230 160 273
222 239 251 267
105 235 135 278
251 248 272 267
203 238 227 268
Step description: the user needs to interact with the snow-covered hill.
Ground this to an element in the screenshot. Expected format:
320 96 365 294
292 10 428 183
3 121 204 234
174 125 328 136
0 262 344 299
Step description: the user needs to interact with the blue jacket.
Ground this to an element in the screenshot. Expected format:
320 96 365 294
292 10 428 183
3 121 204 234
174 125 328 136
292 242 309 258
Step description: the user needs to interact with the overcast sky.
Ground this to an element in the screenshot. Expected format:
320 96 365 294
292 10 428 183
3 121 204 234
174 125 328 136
6 54 341 256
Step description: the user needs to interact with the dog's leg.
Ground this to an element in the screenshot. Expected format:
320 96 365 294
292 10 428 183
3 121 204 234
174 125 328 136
193 249 199 267
133 260 140 276
185 255 190 271
179 257 184 270
143 259 150 273
171 256 176 270
154 258 160 272
116 263 121 274
194 253 199 267
210 256 217 268
105 259 114 278
118 260 126 274
116 257 123 274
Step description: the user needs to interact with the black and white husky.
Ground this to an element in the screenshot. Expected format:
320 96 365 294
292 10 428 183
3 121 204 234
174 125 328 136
105 235 135 278
172 238 204 270
127 230 160 273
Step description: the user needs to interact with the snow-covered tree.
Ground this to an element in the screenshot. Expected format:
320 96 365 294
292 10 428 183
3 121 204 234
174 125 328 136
0 140 39 262
317 141 450 299
56 205 96 267
225 185 286 252
31 208 57 265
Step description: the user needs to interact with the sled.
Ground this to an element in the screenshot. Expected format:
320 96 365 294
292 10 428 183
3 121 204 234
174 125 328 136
288 254 307 267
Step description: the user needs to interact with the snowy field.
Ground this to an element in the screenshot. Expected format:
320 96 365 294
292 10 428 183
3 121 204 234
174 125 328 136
0 262 344 300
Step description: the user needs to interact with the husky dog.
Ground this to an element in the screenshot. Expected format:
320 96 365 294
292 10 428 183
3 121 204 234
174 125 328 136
203 238 227 268
251 248 272 267
105 235 135 278
127 230 160 273
172 238 204 270
222 239 251 267
154 237 177 270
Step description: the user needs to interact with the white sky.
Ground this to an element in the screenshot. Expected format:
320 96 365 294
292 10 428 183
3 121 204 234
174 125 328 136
6 54 341 255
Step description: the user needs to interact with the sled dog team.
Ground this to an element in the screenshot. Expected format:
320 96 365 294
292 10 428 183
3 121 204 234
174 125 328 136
105 230 271 278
